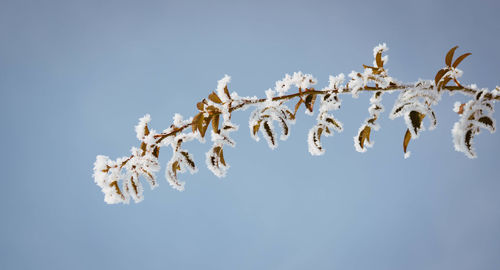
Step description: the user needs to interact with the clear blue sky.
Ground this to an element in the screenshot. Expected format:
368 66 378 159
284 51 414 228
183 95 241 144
1 0 500 269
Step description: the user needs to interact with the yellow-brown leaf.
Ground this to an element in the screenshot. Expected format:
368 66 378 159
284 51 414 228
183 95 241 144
152 146 160 158
252 120 261 136
208 92 222 104
452 53 471 68
219 148 226 166
196 101 205 111
212 114 220 134
223 85 231 99
192 112 204 133
403 129 411 153
200 115 212 138
376 51 383 68
358 126 371 149
305 94 316 112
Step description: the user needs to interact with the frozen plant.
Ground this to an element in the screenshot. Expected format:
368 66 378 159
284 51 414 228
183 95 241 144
93 44 499 204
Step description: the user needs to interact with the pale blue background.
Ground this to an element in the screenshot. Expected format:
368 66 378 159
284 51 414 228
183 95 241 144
1 0 500 269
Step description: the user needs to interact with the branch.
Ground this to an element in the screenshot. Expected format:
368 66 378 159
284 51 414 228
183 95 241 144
93 44 499 204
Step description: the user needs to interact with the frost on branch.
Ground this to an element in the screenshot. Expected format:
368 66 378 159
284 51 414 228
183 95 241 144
452 90 496 158
434 46 470 91
249 88 296 149
308 77 344 155
93 44 499 204
389 80 442 156
275 72 317 97
354 91 384 152
351 44 392 152
348 43 393 98
93 115 160 204
203 77 239 177
206 123 238 177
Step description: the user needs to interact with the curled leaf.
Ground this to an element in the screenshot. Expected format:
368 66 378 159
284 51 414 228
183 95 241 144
308 125 324 156
110 181 125 200
262 121 276 148
478 116 495 132
180 151 196 171
305 94 317 113
409 111 425 136
172 161 180 178
403 129 411 153
359 126 371 149
325 117 342 131
252 120 261 136
464 129 474 156
219 148 226 166
127 172 143 203
278 117 289 138
166 158 185 191
223 86 231 100
206 145 229 177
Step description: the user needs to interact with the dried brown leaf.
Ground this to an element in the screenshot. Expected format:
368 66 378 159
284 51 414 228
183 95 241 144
452 53 471 68
252 120 261 136
199 115 213 138
110 181 125 200
208 92 222 104
409 111 425 135
223 85 231 99
172 161 180 178
376 51 383 68
180 151 196 170
152 146 160 158
403 129 411 153
130 175 140 196
441 77 452 89
305 94 316 112
326 117 342 130
478 116 494 129
263 121 275 146
457 103 465 114
197 101 205 111
445 46 458 66
465 129 473 154
434 68 448 87
358 126 371 149
212 114 220 134
192 112 204 133
219 148 226 166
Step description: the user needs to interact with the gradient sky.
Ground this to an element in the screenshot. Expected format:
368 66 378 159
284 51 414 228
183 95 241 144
1 0 500 269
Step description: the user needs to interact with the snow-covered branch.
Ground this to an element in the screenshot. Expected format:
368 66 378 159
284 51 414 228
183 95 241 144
94 44 499 204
